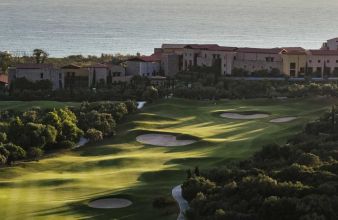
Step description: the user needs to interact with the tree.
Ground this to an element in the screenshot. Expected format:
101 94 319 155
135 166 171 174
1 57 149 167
85 128 103 142
4 143 26 165
33 49 48 64
0 51 12 73
43 110 62 129
60 120 83 143
0 132 7 143
142 86 159 102
124 100 137 113
28 147 43 161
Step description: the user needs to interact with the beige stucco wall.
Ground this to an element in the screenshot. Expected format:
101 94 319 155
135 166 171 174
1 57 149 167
88 67 108 86
234 52 283 74
327 38 338 50
307 55 338 75
281 54 307 77
9 67 62 90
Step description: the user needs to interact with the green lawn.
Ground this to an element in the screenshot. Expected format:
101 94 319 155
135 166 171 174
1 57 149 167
0 97 336 220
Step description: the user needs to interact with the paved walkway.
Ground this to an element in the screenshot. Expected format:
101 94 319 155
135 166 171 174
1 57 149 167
137 101 146 109
73 137 89 149
172 185 189 220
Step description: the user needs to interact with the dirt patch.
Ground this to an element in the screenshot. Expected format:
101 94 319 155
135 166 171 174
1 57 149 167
136 133 197 146
88 198 132 209
220 112 269 120
270 117 297 123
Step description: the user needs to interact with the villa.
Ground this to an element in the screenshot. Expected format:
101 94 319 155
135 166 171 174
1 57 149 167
125 53 161 77
8 64 62 90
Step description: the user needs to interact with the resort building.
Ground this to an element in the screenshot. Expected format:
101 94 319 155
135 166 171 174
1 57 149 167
125 53 161 77
233 48 283 75
0 73 8 87
8 64 62 90
280 48 307 77
306 50 338 77
159 44 187 76
61 64 90 89
182 44 237 75
88 63 109 87
106 64 130 83
321 37 338 50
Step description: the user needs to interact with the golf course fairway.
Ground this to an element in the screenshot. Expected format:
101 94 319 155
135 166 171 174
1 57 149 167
0 97 336 220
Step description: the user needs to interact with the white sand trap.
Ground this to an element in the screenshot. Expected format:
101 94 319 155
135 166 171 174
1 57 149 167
88 198 132 209
220 112 269 120
136 134 197 147
270 117 297 123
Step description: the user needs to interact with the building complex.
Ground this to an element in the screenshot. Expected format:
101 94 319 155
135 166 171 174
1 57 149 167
6 37 338 89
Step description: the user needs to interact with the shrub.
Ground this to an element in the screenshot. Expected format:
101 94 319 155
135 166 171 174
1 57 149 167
142 86 159 102
59 140 75 149
4 143 26 165
152 196 176 209
297 153 321 167
0 132 7 143
28 147 43 160
85 128 103 142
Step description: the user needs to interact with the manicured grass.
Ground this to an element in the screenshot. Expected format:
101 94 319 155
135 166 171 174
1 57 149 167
0 101 80 111
0 97 336 220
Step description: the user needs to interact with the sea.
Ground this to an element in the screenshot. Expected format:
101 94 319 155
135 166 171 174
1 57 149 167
0 0 338 57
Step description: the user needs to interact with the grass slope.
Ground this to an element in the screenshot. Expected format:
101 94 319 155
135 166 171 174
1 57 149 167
0 97 336 220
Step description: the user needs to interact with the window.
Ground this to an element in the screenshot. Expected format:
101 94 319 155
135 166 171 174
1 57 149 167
265 57 275 62
290 70 296 76
317 67 322 73
40 73 43 79
300 67 305 73
318 60 321 63
327 60 330 63
59 73 62 79
290 63 296 69
309 60 312 63
336 60 338 63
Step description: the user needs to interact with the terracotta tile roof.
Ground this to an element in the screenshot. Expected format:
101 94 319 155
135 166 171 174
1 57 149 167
281 47 307 55
309 50 338 56
61 64 82 69
16 64 54 69
0 74 8 84
237 47 283 54
87 63 108 68
184 44 220 50
128 53 161 62
184 44 237 52
161 44 188 49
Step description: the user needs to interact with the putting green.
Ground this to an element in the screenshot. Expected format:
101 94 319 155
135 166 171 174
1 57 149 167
0 97 336 220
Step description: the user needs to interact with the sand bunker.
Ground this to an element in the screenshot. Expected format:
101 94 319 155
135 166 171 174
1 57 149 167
88 198 132 209
270 117 297 123
220 112 269 120
136 134 197 146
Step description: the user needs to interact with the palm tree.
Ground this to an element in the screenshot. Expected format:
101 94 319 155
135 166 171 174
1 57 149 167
0 51 12 73
33 49 49 64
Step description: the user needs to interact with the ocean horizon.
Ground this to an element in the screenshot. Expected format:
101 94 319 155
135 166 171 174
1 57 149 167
1 0 338 57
